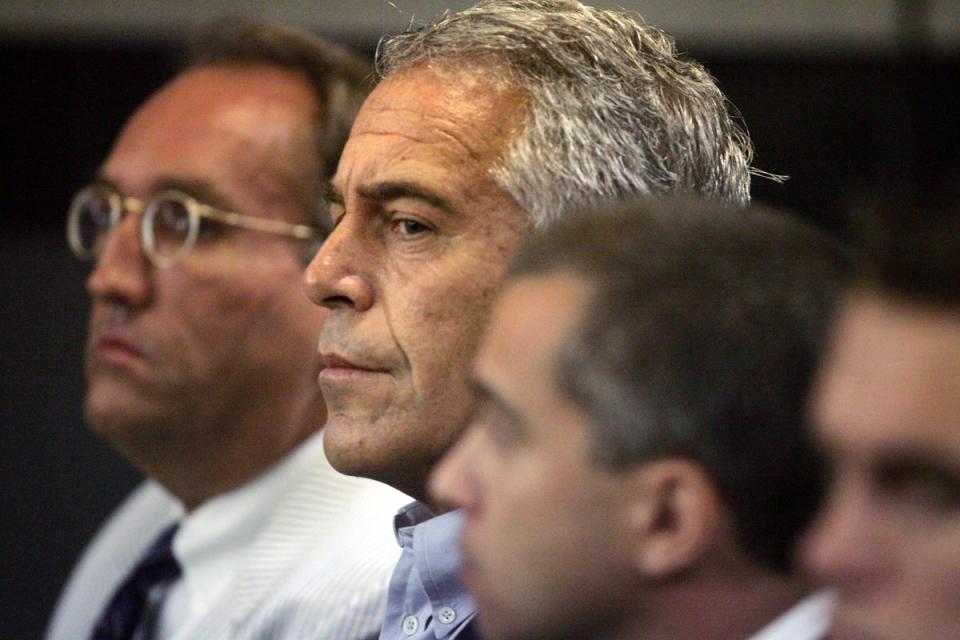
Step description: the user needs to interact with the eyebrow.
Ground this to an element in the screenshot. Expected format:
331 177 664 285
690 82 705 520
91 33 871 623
467 376 526 434
93 172 238 213
875 449 960 485
90 174 119 193
358 180 458 218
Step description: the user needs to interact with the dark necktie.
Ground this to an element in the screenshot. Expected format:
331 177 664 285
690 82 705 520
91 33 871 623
90 523 182 640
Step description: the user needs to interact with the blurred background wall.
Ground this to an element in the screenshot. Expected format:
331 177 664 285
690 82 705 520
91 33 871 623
2 1 958 637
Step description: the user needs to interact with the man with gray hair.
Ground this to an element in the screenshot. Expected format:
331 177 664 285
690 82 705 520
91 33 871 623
431 199 845 640
47 18 408 640
303 1 754 638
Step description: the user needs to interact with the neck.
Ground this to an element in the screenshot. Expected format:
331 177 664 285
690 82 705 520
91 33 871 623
624 570 810 640
114 395 323 511
144 422 320 511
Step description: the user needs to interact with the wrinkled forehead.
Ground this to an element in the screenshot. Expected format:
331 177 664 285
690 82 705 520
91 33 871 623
357 63 526 159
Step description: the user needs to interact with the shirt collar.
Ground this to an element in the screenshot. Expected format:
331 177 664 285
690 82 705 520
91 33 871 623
415 510 473 621
394 500 436 541
394 503 476 639
169 429 326 617
747 590 835 640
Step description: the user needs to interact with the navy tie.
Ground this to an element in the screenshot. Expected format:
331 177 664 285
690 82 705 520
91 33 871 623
90 524 181 640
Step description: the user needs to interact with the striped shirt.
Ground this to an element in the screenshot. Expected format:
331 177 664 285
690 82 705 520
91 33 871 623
46 430 411 640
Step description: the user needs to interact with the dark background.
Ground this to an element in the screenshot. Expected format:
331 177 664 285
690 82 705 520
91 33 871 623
2 12 959 640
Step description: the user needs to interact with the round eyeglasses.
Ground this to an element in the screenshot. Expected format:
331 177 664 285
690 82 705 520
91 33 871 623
66 184 321 268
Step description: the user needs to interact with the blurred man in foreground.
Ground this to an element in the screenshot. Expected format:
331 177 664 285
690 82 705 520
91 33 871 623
304 1 755 636
48 19 408 640
432 199 847 640
801 189 960 640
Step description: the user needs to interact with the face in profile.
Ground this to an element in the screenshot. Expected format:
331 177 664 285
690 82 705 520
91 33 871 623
430 272 640 640
303 64 528 497
85 65 327 475
802 290 960 640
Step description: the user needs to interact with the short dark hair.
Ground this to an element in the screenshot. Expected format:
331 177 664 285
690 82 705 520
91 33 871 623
848 174 960 306
511 198 848 573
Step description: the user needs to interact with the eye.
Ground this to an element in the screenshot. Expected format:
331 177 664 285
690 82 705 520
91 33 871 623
878 462 960 514
899 475 960 512
196 216 226 239
390 218 431 238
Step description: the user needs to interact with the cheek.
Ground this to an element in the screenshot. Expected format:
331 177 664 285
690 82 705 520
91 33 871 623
164 263 319 368
389 260 503 379
911 528 960 605
484 457 586 563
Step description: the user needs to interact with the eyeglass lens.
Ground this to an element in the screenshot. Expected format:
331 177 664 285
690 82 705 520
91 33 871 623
69 187 203 265
72 189 116 256
145 196 195 262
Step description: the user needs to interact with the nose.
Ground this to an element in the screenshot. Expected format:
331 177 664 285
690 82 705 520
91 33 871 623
800 473 885 593
303 215 375 312
86 211 152 308
429 424 487 514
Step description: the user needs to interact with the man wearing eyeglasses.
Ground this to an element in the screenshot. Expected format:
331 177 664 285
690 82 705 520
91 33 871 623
47 18 408 640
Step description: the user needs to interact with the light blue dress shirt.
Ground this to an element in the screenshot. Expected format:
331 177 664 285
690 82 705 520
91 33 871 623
379 503 477 640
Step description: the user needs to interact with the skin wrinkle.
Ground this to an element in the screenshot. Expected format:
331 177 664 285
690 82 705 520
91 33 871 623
306 65 527 499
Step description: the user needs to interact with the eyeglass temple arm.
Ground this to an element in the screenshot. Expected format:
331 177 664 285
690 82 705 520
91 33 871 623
197 205 320 240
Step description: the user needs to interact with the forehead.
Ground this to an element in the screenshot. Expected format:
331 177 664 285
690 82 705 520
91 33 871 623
814 290 960 459
103 65 317 208
479 272 592 392
335 64 525 196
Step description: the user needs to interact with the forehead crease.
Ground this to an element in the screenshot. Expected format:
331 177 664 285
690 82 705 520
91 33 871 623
353 111 497 166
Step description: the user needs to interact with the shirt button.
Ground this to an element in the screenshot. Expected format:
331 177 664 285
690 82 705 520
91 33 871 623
438 606 457 624
402 615 419 636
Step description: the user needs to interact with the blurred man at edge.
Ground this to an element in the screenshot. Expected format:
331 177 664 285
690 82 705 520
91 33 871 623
801 185 960 640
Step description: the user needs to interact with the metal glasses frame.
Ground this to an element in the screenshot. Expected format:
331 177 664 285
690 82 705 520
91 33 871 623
67 185 320 268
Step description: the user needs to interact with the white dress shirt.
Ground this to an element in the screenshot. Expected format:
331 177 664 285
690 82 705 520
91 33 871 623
747 590 835 640
158 430 324 637
46 429 411 640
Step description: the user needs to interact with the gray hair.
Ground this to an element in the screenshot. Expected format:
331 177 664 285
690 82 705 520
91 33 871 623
377 0 754 227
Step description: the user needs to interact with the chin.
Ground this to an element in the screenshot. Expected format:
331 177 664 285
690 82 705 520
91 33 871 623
85 387 168 447
475 612 545 640
831 606 907 640
322 415 394 478
322 411 455 500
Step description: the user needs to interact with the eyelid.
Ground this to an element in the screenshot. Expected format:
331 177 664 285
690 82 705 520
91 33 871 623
876 461 960 511
388 215 433 235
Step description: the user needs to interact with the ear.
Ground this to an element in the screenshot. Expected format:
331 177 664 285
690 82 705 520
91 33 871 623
625 459 723 579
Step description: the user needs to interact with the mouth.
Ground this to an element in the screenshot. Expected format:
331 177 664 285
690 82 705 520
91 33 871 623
317 352 388 384
90 331 144 366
